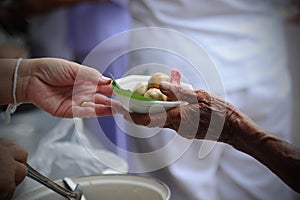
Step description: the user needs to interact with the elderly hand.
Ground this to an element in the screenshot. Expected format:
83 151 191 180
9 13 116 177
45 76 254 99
0 139 28 200
125 82 242 143
18 58 125 118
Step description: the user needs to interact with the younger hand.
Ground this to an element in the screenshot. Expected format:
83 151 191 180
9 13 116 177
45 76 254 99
19 58 126 118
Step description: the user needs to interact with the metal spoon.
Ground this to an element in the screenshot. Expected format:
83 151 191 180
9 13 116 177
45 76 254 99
63 177 87 200
26 163 83 200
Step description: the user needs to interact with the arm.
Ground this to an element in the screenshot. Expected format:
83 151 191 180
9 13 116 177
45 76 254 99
229 110 300 193
125 82 300 193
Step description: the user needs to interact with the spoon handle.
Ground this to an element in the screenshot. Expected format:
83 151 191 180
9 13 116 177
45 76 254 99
26 163 77 200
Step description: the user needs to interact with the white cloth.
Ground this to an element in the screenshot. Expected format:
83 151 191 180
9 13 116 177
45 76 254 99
127 0 294 199
13 117 128 199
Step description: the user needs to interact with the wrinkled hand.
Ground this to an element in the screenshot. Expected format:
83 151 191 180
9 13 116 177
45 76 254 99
0 139 28 200
125 82 239 143
20 58 125 118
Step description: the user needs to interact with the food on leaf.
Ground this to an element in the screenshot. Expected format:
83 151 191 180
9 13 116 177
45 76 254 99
148 72 171 89
132 82 148 96
144 88 168 101
130 69 182 101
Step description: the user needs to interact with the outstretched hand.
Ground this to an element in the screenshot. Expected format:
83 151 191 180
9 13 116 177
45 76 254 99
19 58 126 118
124 82 239 143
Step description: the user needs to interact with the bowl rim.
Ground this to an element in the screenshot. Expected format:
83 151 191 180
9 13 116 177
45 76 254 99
17 174 171 200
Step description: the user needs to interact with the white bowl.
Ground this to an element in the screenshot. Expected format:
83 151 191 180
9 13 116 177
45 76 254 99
18 175 170 200
114 75 192 114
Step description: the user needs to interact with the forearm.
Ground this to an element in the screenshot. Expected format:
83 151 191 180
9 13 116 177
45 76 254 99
229 110 300 193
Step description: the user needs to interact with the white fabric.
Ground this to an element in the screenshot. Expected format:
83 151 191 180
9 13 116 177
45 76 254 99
127 0 294 199
13 118 128 199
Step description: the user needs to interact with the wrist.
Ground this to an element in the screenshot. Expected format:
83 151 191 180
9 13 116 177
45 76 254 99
0 59 15 104
16 59 33 103
226 108 264 154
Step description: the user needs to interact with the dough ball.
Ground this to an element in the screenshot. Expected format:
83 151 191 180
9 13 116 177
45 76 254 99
133 82 148 96
144 88 168 101
148 73 170 89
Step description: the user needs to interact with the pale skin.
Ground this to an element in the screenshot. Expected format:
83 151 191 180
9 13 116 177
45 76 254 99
0 58 126 199
0 58 126 117
125 82 300 193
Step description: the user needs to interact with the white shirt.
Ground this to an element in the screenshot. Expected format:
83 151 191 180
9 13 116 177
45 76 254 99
127 1 294 199
129 0 290 92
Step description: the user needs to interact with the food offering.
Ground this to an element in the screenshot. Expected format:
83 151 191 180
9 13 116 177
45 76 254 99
130 69 181 101
112 69 189 114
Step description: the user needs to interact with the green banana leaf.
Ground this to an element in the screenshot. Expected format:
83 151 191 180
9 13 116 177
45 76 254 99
111 77 155 101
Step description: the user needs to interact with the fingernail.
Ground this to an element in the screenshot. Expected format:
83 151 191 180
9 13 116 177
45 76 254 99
101 76 112 82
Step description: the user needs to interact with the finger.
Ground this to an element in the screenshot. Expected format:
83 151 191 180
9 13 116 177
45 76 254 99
159 82 198 103
124 108 179 129
94 94 127 113
73 105 113 117
160 82 212 104
14 162 27 186
82 100 127 115
98 75 112 85
124 113 158 127
94 104 117 116
170 68 181 84
81 94 127 115
97 85 113 96
94 94 122 107
6 143 28 164
94 94 113 105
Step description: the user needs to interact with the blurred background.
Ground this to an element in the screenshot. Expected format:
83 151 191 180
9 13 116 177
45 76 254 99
286 22 300 148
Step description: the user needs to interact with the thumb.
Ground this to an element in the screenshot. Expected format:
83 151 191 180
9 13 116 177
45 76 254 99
159 82 198 104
